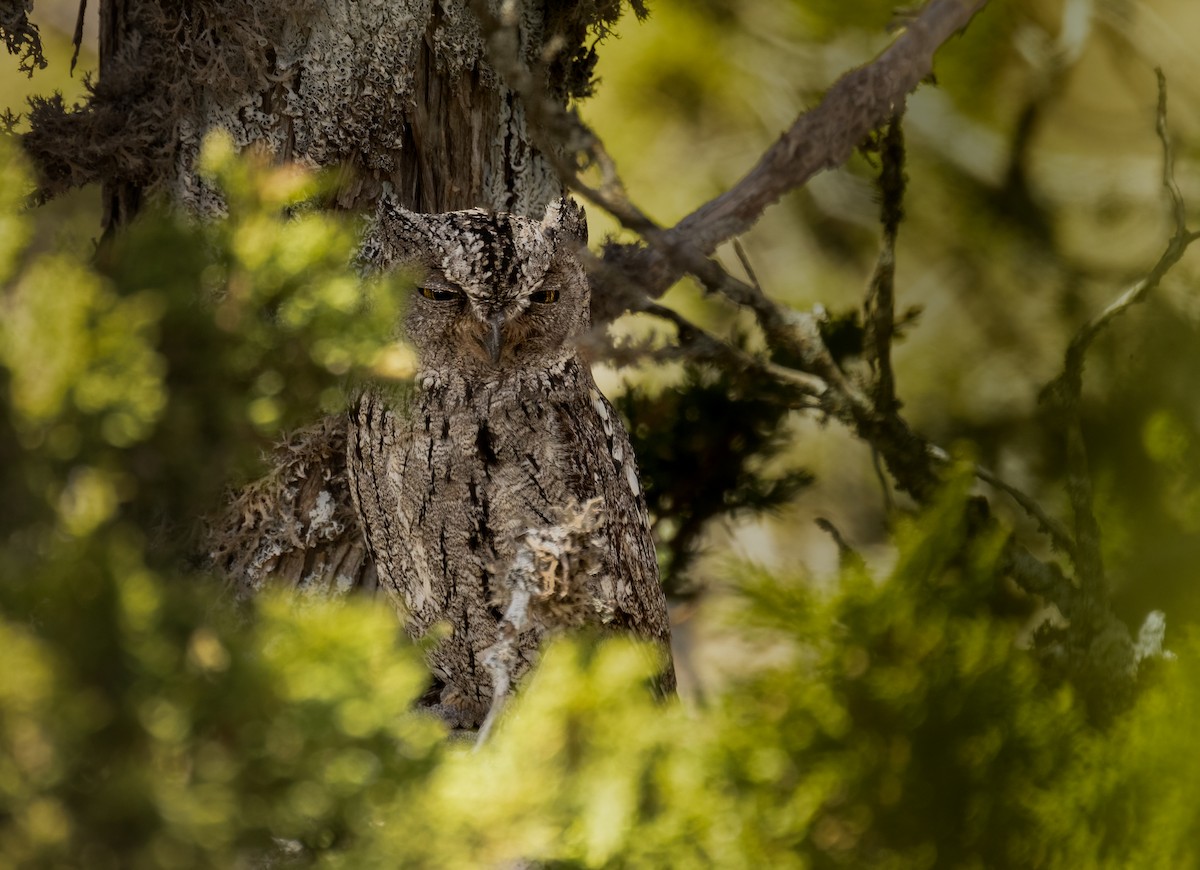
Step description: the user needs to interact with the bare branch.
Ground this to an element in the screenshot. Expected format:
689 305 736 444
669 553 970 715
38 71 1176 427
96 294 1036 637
994 68 1200 716
732 239 763 294
583 228 842 413
631 243 946 505
1057 69 1194 385
471 0 990 322
71 0 88 75
978 467 1076 558
598 0 990 312
870 449 895 515
1156 67 1187 234
660 242 945 502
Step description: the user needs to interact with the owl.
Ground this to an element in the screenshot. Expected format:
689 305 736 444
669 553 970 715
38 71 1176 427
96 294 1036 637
347 198 675 728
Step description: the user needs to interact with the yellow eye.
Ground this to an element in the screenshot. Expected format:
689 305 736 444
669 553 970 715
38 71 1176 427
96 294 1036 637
530 288 560 304
419 286 462 302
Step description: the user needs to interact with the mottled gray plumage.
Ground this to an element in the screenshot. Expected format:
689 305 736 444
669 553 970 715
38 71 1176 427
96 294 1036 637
348 199 674 728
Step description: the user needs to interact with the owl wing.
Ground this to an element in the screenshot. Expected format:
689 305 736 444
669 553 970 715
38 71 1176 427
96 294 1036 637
347 386 443 624
552 379 674 679
346 390 405 596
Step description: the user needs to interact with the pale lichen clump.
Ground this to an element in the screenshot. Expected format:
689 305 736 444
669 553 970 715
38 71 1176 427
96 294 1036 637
477 497 617 744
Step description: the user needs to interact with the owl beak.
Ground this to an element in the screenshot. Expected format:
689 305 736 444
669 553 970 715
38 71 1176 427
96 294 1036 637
483 310 506 363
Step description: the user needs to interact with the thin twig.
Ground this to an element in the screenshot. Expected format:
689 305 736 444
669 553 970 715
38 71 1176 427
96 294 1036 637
1041 68 1198 591
863 116 905 414
976 466 1076 558
1057 69 1195 383
1157 67 1187 233
697 258 944 501
992 69 1200 716
637 301 827 403
815 517 867 572
927 444 1076 557
71 0 88 75
732 239 763 294
871 448 895 515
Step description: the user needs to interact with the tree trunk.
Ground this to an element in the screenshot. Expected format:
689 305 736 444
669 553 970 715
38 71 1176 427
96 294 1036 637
51 0 634 595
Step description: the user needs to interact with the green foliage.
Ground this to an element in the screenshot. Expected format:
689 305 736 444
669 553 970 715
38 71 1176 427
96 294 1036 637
0 130 428 862
0 536 443 868
709 472 1071 868
1071 636 1200 868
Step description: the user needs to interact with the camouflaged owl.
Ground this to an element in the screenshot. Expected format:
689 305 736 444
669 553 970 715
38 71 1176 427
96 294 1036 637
348 198 674 728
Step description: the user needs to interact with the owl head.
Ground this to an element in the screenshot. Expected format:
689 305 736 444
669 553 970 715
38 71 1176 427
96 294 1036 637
367 198 590 375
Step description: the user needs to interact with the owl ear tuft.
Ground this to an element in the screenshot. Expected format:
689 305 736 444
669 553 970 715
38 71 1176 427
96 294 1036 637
359 195 435 272
378 195 434 246
542 197 587 248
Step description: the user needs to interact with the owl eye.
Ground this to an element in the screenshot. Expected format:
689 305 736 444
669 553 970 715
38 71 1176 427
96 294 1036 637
418 286 463 302
530 288 560 304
